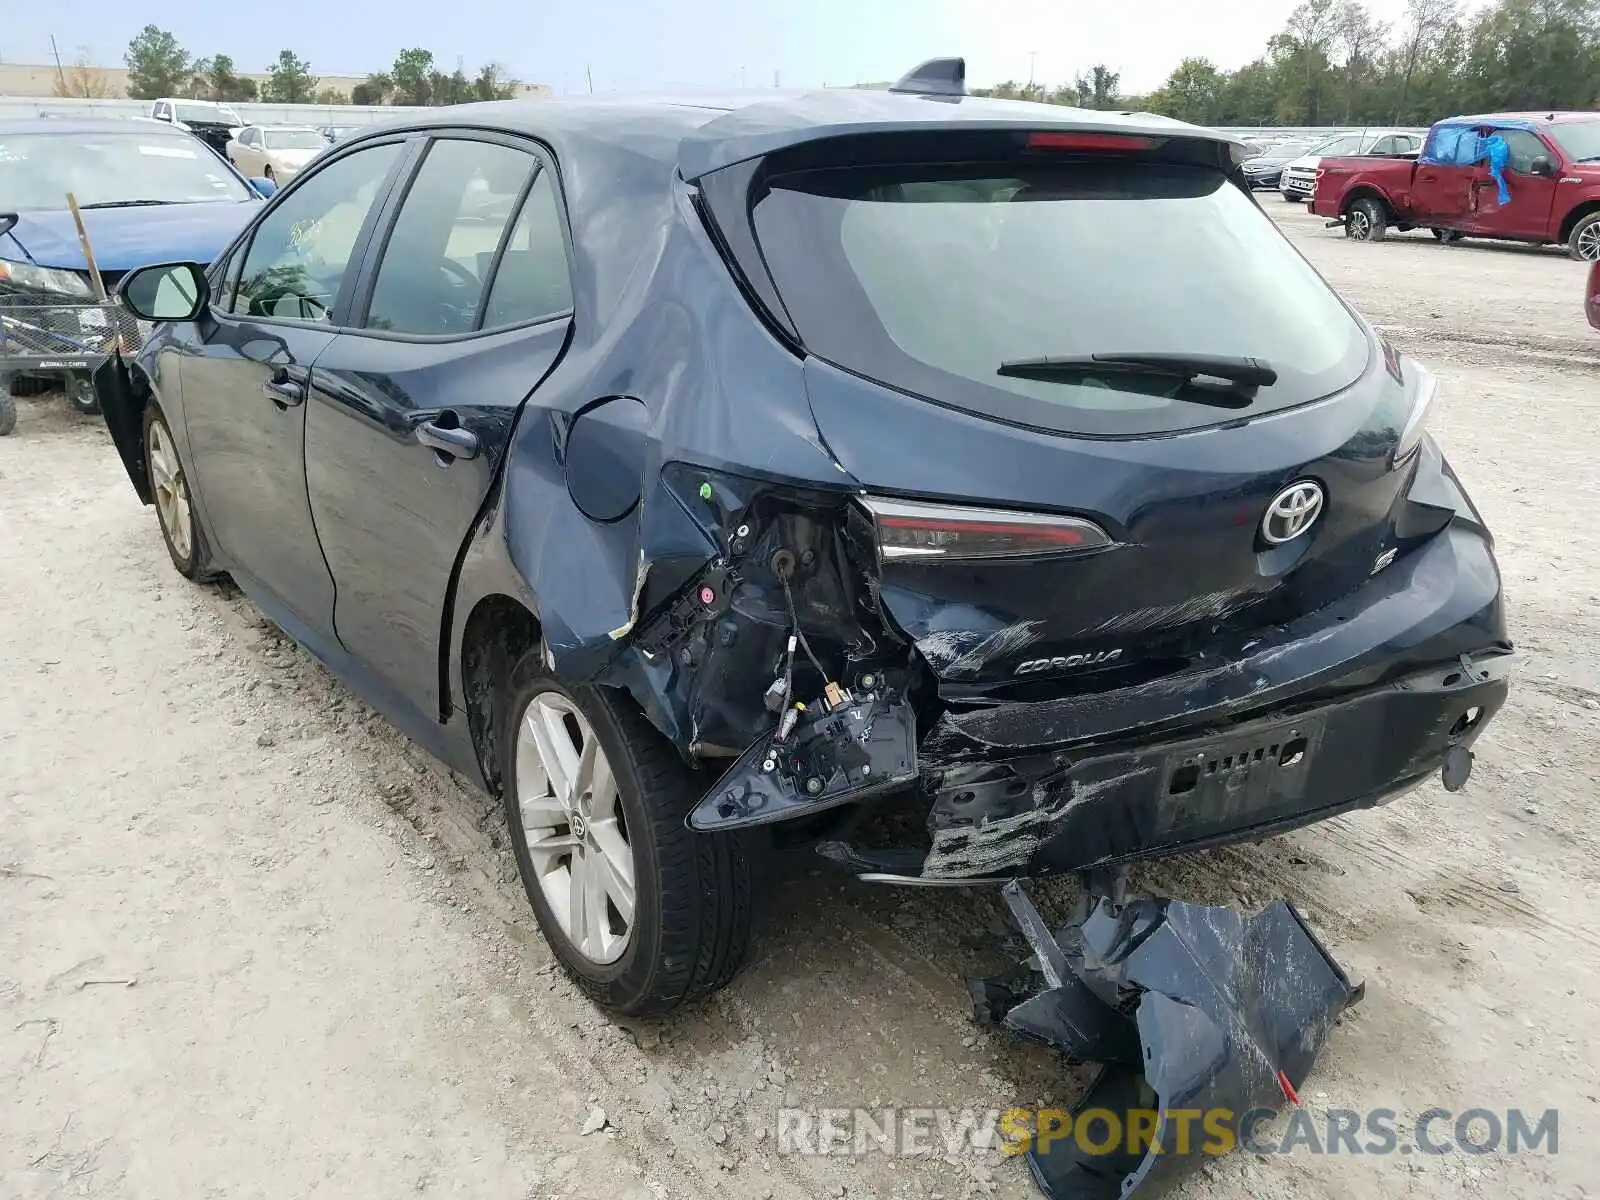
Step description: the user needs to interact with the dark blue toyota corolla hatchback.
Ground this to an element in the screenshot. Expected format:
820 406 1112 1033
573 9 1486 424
96 61 1512 1015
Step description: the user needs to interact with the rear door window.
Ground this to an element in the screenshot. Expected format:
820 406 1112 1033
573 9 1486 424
752 160 1369 437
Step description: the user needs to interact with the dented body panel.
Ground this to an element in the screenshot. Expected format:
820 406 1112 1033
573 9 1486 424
91 91 1514 889
973 881 1363 1199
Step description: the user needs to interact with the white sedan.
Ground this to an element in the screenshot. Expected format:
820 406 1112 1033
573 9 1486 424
226 126 328 185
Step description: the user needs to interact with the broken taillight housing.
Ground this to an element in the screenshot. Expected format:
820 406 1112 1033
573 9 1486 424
1394 364 1439 464
860 496 1112 562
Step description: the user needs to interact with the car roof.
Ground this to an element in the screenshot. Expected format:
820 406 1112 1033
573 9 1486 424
347 88 1239 181
1443 111 1600 127
317 88 1244 344
0 117 196 137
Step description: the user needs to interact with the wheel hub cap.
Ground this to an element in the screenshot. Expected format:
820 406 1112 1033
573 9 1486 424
515 692 635 965
147 419 193 563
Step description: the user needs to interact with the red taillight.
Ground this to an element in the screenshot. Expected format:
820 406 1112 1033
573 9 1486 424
860 497 1112 562
1026 131 1154 153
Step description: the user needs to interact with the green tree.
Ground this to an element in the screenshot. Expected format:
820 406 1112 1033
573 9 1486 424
352 73 392 105
1071 64 1122 109
472 62 520 101
390 48 436 105
1335 1 1390 121
315 87 349 105
198 53 257 102
1148 57 1227 123
262 49 318 104
1392 0 1461 121
123 25 192 100
428 67 472 105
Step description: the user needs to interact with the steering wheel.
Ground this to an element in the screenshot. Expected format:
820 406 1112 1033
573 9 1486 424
439 257 480 292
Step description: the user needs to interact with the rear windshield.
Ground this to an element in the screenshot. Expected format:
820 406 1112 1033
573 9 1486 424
264 129 326 150
1309 134 1377 156
176 103 240 126
751 160 1369 437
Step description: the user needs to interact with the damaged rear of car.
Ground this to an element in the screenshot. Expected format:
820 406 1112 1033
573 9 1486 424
644 113 1510 873
453 89 1510 1010
91 82 1510 1022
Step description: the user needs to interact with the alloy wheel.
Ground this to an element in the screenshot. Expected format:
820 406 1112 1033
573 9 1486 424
1578 222 1600 261
147 418 193 563
1347 209 1372 240
515 691 636 965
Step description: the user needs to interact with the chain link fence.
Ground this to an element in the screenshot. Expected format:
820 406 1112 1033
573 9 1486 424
0 300 146 373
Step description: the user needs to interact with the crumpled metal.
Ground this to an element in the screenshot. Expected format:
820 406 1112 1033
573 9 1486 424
971 881 1363 1199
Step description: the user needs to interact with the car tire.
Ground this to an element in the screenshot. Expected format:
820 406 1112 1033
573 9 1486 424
142 402 216 580
264 165 275 182
1281 192 1300 203
1567 211 1600 261
1431 228 1464 245
501 660 764 1016
0 388 15 437
68 373 101 415
1345 198 1388 242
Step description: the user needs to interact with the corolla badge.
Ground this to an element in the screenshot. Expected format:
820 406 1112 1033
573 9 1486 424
1015 649 1123 675
1261 480 1325 545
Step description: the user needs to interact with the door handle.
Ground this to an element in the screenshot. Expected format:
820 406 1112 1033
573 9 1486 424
416 417 479 461
262 378 304 407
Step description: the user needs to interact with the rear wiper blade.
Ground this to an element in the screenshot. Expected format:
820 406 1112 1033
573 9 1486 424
998 352 1279 388
78 199 178 209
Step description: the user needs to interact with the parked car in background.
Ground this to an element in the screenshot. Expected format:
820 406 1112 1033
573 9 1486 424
1312 112 1600 259
227 126 328 184
148 98 244 156
1241 138 1318 190
0 118 268 428
1279 130 1423 202
94 77 1510 1016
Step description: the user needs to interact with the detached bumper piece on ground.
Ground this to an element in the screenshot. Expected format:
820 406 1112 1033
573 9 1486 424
972 879 1363 1200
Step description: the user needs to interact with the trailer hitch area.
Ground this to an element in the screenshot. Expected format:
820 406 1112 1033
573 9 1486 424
970 878 1363 1200
686 675 919 831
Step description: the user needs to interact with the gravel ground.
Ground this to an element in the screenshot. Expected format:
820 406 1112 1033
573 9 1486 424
3 204 1597 1200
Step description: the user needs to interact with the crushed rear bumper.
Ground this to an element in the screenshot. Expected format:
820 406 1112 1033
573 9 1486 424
915 649 1508 881
693 519 1513 882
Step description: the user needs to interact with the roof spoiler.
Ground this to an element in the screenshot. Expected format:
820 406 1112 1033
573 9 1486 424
889 57 967 98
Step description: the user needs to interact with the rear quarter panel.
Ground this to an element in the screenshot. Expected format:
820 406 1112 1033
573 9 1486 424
1312 157 1414 218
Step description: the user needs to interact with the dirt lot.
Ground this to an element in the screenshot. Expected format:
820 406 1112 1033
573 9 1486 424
3 204 1597 1200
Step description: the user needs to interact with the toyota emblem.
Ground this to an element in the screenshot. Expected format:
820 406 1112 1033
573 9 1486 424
1261 480 1325 545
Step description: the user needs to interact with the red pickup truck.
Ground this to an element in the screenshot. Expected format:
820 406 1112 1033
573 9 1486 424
1310 111 1600 259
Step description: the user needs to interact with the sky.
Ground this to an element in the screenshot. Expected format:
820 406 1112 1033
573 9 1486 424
3 0 1424 97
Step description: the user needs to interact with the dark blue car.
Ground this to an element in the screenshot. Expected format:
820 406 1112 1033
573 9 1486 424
0 118 270 431
95 66 1511 1023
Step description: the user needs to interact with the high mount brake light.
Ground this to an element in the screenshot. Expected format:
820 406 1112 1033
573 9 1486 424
860 497 1112 562
1026 132 1154 152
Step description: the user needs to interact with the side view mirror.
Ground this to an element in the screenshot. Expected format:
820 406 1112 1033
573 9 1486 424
118 262 210 323
1530 156 1555 177
249 176 277 199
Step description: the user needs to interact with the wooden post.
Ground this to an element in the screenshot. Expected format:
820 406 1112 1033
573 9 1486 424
64 192 108 302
